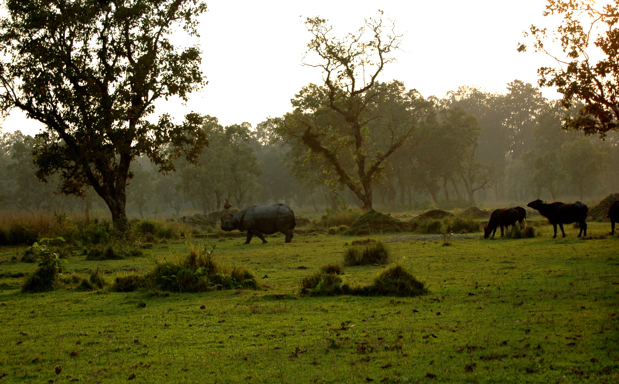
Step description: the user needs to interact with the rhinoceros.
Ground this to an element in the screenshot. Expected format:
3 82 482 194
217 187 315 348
220 204 296 244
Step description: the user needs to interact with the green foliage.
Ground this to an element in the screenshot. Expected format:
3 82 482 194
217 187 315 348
0 0 209 230
6 224 39 246
79 221 114 245
344 239 391 266
522 0 619 136
134 220 158 235
21 238 67 293
143 247 258 293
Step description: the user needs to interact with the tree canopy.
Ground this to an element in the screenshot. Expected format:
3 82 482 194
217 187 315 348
277 13 430 211
0 0 209 230
521 0 619 137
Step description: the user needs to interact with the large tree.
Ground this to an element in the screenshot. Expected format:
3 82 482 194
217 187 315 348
521 0 619 137
277 13 425 211
0 0 209 230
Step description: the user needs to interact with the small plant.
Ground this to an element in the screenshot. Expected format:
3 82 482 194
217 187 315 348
344 239 391 266
21 238 67 293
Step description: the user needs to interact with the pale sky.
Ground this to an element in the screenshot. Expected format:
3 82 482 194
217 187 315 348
1 0 560 135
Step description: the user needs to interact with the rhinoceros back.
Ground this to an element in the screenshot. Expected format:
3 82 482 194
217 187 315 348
239 204 295 234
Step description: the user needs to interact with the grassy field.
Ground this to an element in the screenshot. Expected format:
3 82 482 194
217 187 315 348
0 220 617 383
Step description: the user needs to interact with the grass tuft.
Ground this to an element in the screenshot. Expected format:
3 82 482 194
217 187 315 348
344 238 391 266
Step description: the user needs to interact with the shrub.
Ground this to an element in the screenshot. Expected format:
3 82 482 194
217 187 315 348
112 275 146 292
8 224 39 245
145 248 258 293
79 221 114 245
344 239 391 266
355 265 427 297
21 238 67 293
300 270 350 296
134 220 158 235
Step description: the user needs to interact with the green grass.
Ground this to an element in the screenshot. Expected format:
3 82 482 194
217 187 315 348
0 220 617 383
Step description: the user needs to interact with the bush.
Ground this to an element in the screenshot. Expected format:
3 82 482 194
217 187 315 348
300 270 350 296
112 275 146 292
79 221 114 245
355 265 428 297
134 220 158 235
21 238 67 293
143 248 258 293
344 239 391 266
8 224 39 245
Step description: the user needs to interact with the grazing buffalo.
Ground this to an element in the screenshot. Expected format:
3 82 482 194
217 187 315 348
526 199 588 238
514 206 527 227
484 208 519 239
608 200 619 235
221 204 296 244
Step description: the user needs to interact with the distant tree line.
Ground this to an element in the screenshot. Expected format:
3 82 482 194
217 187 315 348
1 79 617 218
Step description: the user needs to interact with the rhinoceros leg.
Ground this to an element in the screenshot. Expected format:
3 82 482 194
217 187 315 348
245 230 267 244
284 231 293 243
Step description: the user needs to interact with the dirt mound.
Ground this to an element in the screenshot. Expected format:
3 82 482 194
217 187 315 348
589 193 619 220
346 210 408 235
416 209 454 221
458 207 490 219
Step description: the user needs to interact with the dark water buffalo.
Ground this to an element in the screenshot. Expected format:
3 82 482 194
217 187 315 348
527 199 588 238
484 208 519 239
514 206 526 227
608 200 619 235
221 204 296 244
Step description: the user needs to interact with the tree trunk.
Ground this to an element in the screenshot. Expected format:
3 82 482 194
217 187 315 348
107 196 128 232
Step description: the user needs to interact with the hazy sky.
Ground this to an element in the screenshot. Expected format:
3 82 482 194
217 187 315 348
2 0 560 135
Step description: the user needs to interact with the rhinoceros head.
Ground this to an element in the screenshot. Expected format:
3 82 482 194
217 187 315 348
220 211 237 231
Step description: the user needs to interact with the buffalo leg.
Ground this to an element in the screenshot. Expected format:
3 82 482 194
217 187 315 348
559 223 566 238
612 220 616 235
578 221 587 237
500 226 505 237
552 224 558 238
